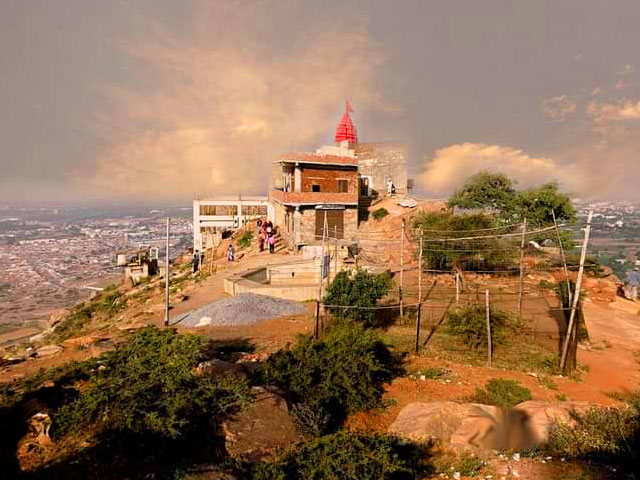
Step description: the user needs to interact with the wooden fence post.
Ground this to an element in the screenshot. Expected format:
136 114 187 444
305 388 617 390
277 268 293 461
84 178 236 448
485 289 492 367
400 218 405 317
518 219 527 318
415 303 422 355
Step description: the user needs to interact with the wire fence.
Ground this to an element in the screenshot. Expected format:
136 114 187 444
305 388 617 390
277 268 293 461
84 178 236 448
313 212 596 372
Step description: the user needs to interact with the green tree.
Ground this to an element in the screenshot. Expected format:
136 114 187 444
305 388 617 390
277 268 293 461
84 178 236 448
324 269 392 327
448 173 576 228
260 321 402 434
448 171 517 212
413 211 517 271
512 182 576 227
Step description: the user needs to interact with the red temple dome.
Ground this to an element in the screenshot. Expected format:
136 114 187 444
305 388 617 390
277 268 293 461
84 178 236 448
334 100 358 143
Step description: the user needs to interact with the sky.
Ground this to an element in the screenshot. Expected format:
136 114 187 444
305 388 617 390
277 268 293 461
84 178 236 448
1 0 640 205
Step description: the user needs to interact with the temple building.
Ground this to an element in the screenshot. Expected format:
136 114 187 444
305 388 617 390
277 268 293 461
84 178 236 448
269 102 408 250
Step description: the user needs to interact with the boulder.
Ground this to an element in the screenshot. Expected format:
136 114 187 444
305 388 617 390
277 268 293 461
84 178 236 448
196 359 247 379
389 401 500 450
62 335 101 348
47 310 67 327
389 400 594 451
35 345 63 358
223 386 304 461
511 400 593 447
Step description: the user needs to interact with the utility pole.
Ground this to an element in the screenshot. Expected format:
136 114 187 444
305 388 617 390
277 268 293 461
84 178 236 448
552 209 572 307
315 211 328 338
164 217 170 327
334 225 338 281
560 210 593 372
518 218 528 318
400 218 405 316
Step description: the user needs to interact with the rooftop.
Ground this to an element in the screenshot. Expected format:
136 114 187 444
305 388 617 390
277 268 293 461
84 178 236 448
275 152 358 167
269 189 358 206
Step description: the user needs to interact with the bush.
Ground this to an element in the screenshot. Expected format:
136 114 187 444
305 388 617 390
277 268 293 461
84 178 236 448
247 431 431 480
472 379 532 408
372 208 389 220
260 321 402 434
51 286 126 341
413 211 517 271
547 394 640 474
433 451 486 478
237 231 254 248
324 269 392 327
446 306 512 351
54 327 249 440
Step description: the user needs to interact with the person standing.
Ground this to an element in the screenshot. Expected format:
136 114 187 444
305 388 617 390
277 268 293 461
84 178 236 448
256 217 263 236
624 267 640 301
268 233 275 254
227 244 235 262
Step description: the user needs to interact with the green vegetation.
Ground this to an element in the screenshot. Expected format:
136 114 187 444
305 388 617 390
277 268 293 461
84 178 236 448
246 431 431 480
448 171 576 228
51 285 126 341
1 328 251 479
537 375 558 390
416 366 448 380
446 305 513 351
237 231 254 248
433 451 487 478
55 327 249 439
413 211 516 271
260 321 402 435
448 171 517 213
547 395 640 476
471 379 532 408
324 269 392 327
372 207 389 220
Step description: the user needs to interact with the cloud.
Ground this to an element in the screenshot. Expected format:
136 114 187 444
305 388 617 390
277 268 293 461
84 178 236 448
81 3 391 202
416 143 560 196
540 95 577 122
587 99 640 124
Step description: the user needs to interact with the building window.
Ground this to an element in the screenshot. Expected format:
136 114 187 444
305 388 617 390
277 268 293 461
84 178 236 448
311 184 321 192
337 179 349 193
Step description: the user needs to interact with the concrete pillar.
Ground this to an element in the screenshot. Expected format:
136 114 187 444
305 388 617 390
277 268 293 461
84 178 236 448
294 163 302 192
193 200 201 253
293 207 302 246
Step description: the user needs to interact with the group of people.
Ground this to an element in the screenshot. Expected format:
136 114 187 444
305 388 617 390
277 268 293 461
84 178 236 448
226 217 276 263
257 218 276 254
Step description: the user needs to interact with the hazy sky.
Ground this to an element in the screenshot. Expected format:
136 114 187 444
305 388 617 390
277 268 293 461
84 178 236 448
1 0 640 205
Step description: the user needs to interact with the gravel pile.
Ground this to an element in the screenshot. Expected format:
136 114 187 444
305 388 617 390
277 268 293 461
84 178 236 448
179 293 305 327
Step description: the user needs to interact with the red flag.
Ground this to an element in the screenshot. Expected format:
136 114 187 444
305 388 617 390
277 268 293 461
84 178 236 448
346 99 354 113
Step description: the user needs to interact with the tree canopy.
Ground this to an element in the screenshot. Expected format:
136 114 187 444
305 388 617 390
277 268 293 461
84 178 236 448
447 171 576 227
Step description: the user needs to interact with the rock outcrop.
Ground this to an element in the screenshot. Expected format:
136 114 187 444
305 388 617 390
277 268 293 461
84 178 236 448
389 400 593 451
223 386 304 461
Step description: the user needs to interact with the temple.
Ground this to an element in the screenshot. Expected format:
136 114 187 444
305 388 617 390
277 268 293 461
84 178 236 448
269 101 408 251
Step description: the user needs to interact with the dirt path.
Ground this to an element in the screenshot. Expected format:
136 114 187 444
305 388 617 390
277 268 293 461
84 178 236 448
576 298 640 397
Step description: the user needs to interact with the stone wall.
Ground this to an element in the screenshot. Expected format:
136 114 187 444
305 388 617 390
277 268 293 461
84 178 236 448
298 206 358 244
355 142 408 196
300 166 357 193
